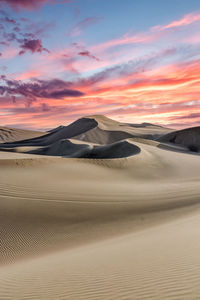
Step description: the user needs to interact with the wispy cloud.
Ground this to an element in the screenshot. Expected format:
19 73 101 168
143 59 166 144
68 17 103 37
153 12 200 31
78 50 99 61
91 12 200 54
92 32 155 53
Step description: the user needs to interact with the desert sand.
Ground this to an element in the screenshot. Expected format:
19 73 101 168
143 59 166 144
0 115 200 299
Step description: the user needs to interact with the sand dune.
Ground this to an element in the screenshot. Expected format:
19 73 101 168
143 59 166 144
0 126 45 143
0 115 173 161
159 126 200 152
70 115 174 144
0 115 199 299
0 117 98 147
0 115 173 149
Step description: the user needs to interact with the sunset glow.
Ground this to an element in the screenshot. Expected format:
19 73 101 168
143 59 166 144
0 0 200 129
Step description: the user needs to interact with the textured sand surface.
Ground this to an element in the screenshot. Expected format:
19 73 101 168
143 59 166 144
0 115 200 299
1 214 200 300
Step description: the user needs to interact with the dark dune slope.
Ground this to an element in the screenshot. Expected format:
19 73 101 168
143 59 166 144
74 126 133 145
159 126 200 152
28 139 140 159
82 140 141 159
0 118 98 147
29 139 91 157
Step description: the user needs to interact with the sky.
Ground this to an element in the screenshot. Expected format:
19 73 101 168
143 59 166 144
0 0 200 130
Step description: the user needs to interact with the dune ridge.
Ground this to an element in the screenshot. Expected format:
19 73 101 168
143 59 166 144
0 126 45 143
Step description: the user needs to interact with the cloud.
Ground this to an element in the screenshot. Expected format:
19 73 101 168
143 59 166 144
14 70 45 80
74 48 177 89
69 42 100 62
153 12 200 31
90 11 200 54
0 0 47 10
78 50 99 61
0 10 51 57
23 20 56 38
0 0 74 11
60 55 79 74
19 39 50 55
13 26 20 32
68 17 102 37
8 102 52 114
48 89 84 98
1 9 200 130
0 16 16 24
0 77 84 104
92 32 157 53
0 41 9 46
169 112 200 120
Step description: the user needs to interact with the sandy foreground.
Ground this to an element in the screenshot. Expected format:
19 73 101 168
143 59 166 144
0 116 200 299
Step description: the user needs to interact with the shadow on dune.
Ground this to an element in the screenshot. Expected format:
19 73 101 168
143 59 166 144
81 140 141 159
0 118 98 147
157 142 200 156
158 126 200 154
28 140 141 159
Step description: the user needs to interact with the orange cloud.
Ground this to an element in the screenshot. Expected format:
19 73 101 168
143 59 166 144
14 70 43 80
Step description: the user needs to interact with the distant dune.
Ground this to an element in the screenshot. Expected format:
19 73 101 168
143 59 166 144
159 126 200 152
0 126 45 143
0 115 200 299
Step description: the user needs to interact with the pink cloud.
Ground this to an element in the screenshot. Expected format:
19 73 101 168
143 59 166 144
92 32 156 53
91 11 200 55
0 0 74 10
153 12 200 31
0 47 18 59
14 70 44 80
